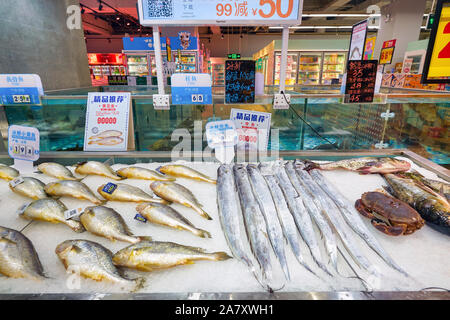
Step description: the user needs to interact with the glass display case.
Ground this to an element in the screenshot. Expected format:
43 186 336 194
322 52 346 84
274 53 298 85
212 63 225 86
298 53 322 85
174 52 197 73
126 54 150 76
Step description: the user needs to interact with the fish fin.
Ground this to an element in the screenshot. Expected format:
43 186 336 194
357 166 373 175
197 229 212 238
71 223 86 233
137 236 152 242
71 245 83 254
213 252 232 261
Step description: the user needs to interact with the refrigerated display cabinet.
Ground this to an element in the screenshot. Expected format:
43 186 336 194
274 53 298 85
322 52 346 84
126 54 150 76
212 63 225 86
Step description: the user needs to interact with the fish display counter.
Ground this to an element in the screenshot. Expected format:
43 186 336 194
0 149 448 300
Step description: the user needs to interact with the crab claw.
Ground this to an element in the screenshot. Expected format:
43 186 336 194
371 219 407 236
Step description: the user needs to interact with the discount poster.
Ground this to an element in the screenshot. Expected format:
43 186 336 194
84 92 133 152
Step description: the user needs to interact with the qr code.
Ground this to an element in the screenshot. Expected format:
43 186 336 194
147 0 173 18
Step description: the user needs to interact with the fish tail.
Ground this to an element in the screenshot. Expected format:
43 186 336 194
303 160 320 171
213 251 232 261
196 207 213 220
196 229 212 238
67 220 86 233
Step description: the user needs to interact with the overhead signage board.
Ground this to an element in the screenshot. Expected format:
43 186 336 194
0 74 43 106
344 60 378 104
422 0 450 83
348 20 368 61
171 73 212 105
379 39 397 65
84 93 133 152
137 0 303 26
122 36 198 51
225 60 256 104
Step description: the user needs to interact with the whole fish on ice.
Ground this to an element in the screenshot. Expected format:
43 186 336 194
9 177 48 200
136 203 211 238
81 206 152 243
75 161 123 180
150 181 212 220
247 164 290 281
97 183 168 204
0 226 46 280
37 162 79 181
44 180 105 205
20 199 85 233
0 164 19 181
305 157 410 174
56 239 144 291
157 165 216 184
112 241 231 271
217 164 254 270
117 166 175 181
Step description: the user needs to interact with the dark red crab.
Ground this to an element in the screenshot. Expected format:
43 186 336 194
355 191 425 236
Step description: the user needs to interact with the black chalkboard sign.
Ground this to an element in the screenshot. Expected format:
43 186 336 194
345 60 378 103
225 60 255 104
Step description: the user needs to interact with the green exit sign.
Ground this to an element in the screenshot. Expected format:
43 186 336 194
427 14 435 30
228 54 241 59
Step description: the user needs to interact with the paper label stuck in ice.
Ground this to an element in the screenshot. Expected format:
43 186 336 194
134 214 147 223
9 176 25 188
64 208 84 220
102 183 117 194
205 120 237 164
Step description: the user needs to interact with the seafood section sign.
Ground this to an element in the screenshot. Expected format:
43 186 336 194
230 108 271 151
84 93 133 152
0 74 44 105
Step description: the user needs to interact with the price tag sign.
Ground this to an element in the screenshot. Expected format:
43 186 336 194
137 0 302 26
344 60 378 104
0 74 43 105
206 120 237 164
230 108 271 151
171 73 212 105
8 125 40 162
225 60 256 104
422 0 450 83
379 39 397 65
84 93 133 152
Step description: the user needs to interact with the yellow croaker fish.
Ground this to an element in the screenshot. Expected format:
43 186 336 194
97 183 168 204
150 181 212 220
116 166 175 181
89 130 123 140
305 157 411 174
20 199 85 233
136 203 211 238
75 161 123 180
56 239 145 291
9 177 48 200
88 137 124 146
0 164 19 181
157 165 216 184
44 180 106 205
80 206 152 243
112 241 231 271
0 226 46 280
37 162 79 180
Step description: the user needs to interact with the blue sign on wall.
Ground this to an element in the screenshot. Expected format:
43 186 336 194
123 35 198 51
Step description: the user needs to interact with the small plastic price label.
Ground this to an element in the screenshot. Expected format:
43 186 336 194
9 177 24 188
64 208 84 220
102 183 118 194
134 214 147 223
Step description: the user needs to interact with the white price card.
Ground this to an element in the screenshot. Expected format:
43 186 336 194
84 92 133 152
230 108 271 151
206 120 237 164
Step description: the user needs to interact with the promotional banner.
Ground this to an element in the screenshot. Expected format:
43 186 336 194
348 20 368 61
138 0 302 26
122 35 198 51
171 73 212 105
422 0 450 83
379 39 397 65
0 74 43 105
363 36 377 60
230 108 271 151
84 93 133 152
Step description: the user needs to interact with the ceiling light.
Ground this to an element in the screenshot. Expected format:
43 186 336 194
221 34 224 39
127 22 131 26
116 16 120 20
